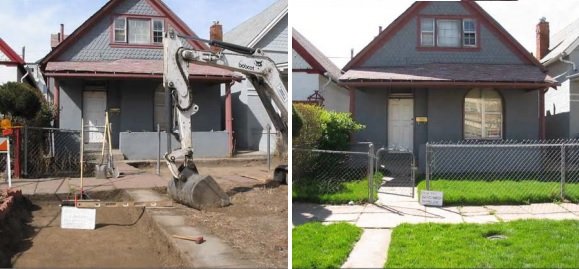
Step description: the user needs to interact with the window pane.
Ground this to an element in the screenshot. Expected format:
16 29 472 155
465 112 482 139
114 18 126 42
437 20 460 47
485 114 502 138
464 33 476 46
421 18 434 31
421 33 434 46
463 20 475 32
128 19 150 44
153 20 164 43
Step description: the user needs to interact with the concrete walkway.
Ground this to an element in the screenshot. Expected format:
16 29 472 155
293 188 579 268
0 162 167 195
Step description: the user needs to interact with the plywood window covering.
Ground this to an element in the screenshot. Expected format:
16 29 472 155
114 17 127 43
153 19 164 43
420 18 435 47
464 88 502 139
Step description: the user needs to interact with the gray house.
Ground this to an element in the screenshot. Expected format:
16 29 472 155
223 0 288 154
540 18 579 139
40 0 239 159
292 28 349 112
339 1 557 170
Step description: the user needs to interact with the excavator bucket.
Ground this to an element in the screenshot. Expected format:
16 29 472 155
167 170 230 210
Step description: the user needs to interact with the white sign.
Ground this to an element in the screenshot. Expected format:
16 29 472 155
0 137 10 188
61 206 96 230
420 190 444 206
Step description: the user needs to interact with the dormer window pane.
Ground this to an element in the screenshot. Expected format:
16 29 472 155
114 17 126 42
437 20 461 47
128 19 150 44
153 19 164 43
420 18 435 47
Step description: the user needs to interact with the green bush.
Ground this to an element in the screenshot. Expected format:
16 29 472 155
293 103 364 150
293 103 324 148
0 82 42 121
292 106 303 138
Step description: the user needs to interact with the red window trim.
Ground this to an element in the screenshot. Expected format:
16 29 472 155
416 15 481 51
110 14 166 47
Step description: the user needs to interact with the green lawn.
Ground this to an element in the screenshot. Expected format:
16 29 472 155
293 222 362 269
292 173 382 204
418 180 579 205
386 220 579 268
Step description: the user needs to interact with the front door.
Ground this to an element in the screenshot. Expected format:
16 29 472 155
83 90 106 143
388 98 413 151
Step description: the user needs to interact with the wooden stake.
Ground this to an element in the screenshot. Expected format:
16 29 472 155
80 118 84 196
172 235 205 244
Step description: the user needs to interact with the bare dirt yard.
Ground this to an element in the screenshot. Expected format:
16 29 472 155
144 158 288 268
5 191 183 268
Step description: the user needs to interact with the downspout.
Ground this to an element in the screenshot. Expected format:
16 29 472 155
539 88 546 139
20 67 30 83
320 72 333 93
559 53 577 72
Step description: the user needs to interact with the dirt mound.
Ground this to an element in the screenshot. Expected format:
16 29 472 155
0 190 34 267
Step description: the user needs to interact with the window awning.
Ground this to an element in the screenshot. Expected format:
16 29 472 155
340 63 558 89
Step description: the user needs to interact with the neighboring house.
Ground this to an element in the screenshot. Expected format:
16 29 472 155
223 0 288 153
0 38 29 85
540 18 579 139
339 1 557 170
40 0 239 159
292 28 349 112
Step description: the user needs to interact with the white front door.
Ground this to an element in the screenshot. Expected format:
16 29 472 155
388 98 414 152
83 90 106 143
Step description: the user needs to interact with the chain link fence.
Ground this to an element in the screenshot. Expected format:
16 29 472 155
375 148 416 197
425 139 579 204
23 127 94 178
292 143 376 203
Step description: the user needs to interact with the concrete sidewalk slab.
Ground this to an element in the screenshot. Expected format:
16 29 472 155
356 213 425 228
460 206 491 216
342 229 391 269
486 205 529 214
323 213 361 222
462 214 499 223
525 203 568 214
560 203 579 213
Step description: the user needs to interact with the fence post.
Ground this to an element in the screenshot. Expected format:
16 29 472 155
426 143 431 190
267 124 271 171
156 124 161 176
368 143 375 203
23 125 28 177
560 144 566 200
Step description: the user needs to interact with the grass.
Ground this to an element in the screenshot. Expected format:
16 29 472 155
417 179 579 205
385 219 579 268
292 222 362 269
292 173 382 204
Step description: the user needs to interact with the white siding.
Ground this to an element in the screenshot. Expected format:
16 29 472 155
292 72 319 100
292 49 311 69
0 66 17 84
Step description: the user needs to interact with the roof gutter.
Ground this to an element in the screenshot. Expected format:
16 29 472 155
559 53 577 72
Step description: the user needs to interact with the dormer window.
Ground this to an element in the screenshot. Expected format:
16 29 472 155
113 16 164 45
419 17 478 49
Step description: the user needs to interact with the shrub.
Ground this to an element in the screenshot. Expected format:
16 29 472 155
0 82 42 121
292 106 303 138
293 103 324 148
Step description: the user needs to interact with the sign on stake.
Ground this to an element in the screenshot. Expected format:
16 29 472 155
0 137 11 188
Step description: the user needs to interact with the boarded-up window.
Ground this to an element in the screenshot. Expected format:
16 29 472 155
464 88 503 139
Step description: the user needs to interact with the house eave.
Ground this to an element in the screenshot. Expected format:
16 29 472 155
339 80 556 90
44 71 240 82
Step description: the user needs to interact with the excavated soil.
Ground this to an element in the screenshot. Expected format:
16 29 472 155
3 191 184 268
147 159 288 268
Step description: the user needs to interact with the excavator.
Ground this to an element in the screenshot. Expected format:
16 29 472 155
162 30 288 209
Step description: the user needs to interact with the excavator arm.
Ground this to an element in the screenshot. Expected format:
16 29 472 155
162 30 288 209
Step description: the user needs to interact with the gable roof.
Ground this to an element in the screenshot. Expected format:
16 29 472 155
292 28 342 80
41 0 207 65
542 17 579 66
0 38 24 66
343 0 545 71
223 0 288 48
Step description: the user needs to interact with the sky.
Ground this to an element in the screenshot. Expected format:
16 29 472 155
292 0 579 68
0 0 277 64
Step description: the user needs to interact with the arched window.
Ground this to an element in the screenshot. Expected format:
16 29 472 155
464 88 502 139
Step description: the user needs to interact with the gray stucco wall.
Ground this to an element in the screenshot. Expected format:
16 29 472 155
120 80 155 132
191 83 222 132
352 87 540 172
360 1 524 68
119 131 228 159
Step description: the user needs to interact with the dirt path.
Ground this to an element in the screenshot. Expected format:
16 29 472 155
12 196 182 268
144 159 288 268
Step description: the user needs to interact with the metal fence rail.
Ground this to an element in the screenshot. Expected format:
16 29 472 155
292 144 375 202
425 139 579 202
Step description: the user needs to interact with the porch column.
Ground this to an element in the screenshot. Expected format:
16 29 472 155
225 83 233 157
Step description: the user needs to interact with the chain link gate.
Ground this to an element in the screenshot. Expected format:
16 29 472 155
375 148 416 198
